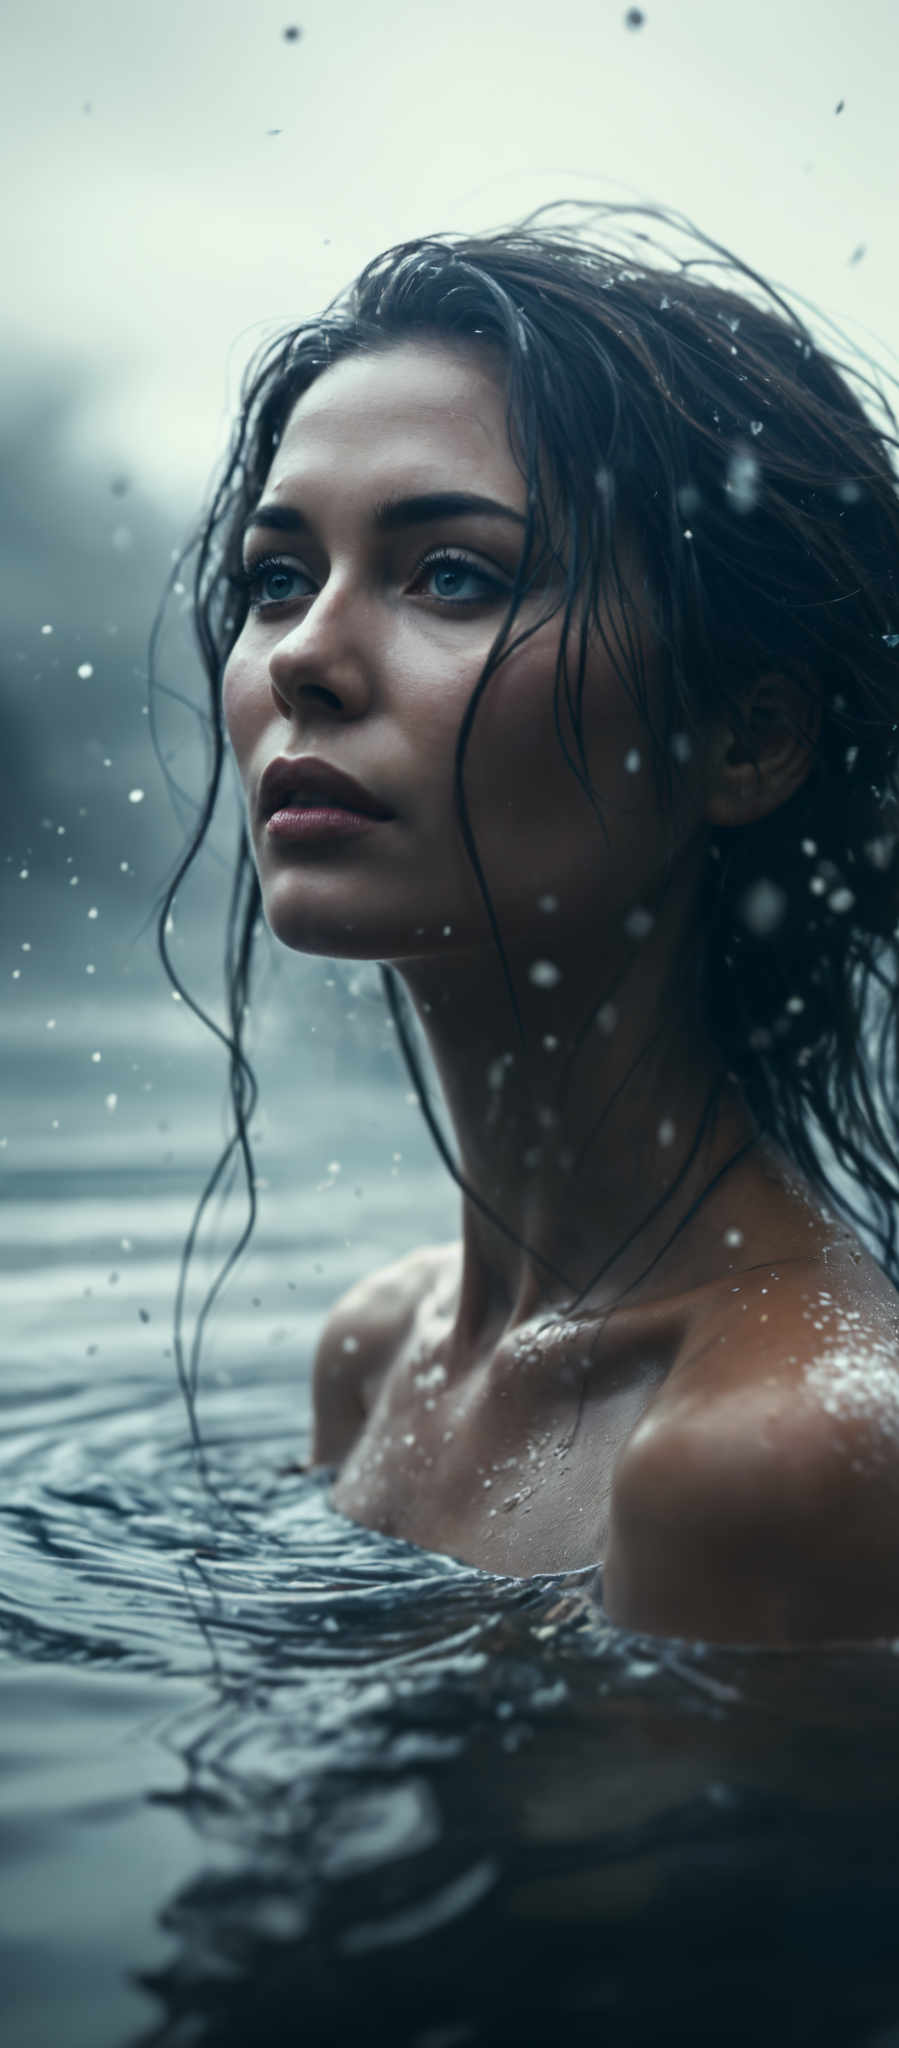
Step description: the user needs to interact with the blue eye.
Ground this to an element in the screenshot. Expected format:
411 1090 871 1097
242 557 314 609
419 552 506 604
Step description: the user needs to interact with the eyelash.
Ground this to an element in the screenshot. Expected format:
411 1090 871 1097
232 547 510 613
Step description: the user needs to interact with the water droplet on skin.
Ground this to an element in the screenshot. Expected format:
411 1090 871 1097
529 960 561 989
402 1433 416 1448
341 1335 359 1354
77 663 93 679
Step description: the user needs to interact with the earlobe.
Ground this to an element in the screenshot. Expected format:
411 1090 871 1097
705 673 821 828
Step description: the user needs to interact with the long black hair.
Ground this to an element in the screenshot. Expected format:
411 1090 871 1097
152 203 899 1445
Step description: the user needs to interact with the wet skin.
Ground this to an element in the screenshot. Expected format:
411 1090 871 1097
224 339 899 1645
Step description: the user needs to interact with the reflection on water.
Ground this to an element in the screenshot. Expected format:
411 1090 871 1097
5 1100 899 2046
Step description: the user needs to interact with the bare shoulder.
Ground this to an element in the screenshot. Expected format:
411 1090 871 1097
311 1241 459 1465
603 1239 899 1644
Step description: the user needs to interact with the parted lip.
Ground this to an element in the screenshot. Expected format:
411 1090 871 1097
258 755 394 822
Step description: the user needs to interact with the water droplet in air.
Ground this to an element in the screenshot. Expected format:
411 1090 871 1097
529 960 561 988
538 892 559 912
739 879 787 936
624 6 645 24
864 836 894 870
657 1118 676 1147
725 1228 744 1248
341 1335 359 1354
91 1051 101 1063
671 732 692 763
624 906 654 940
40 624 53 636
128 789 145 804
725 448 761 514
105 1093 117 1111
624 748 641 773
283 22 302 38
828 886 855 914
801 838 817 857
749 420 764 437
77 662 94 679
883 633 899 649
87 906 99 920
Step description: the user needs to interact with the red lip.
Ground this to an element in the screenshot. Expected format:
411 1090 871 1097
258 756 394 824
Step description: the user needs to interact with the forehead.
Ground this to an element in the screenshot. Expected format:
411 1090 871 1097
265 340 521 500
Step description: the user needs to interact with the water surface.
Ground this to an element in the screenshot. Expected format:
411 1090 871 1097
5 1052 899 2048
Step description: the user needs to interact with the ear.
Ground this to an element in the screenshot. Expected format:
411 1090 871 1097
704 673 821 829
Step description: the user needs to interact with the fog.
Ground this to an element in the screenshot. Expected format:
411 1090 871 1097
3 0 897 1152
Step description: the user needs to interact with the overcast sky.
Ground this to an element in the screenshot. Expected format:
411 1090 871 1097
3 0 897 512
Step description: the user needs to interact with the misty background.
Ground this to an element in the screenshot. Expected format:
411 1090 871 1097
3 0 898 1370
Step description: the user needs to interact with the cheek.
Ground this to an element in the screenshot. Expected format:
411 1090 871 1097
221 645 267 773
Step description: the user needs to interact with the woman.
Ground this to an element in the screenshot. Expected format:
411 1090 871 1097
160 205 899 1643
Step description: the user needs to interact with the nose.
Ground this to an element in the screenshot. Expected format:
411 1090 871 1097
267 581 373 723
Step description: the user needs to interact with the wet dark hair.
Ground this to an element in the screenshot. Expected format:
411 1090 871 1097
153 203 899 1440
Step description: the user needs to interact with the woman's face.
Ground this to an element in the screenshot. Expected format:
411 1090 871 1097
223 339 704 969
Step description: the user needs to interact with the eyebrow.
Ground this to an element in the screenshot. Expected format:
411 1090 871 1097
242 490 527 541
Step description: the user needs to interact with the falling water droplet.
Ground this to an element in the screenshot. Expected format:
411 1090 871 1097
529 960 562 988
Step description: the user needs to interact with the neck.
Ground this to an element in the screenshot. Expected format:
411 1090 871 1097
394 871 755 1355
